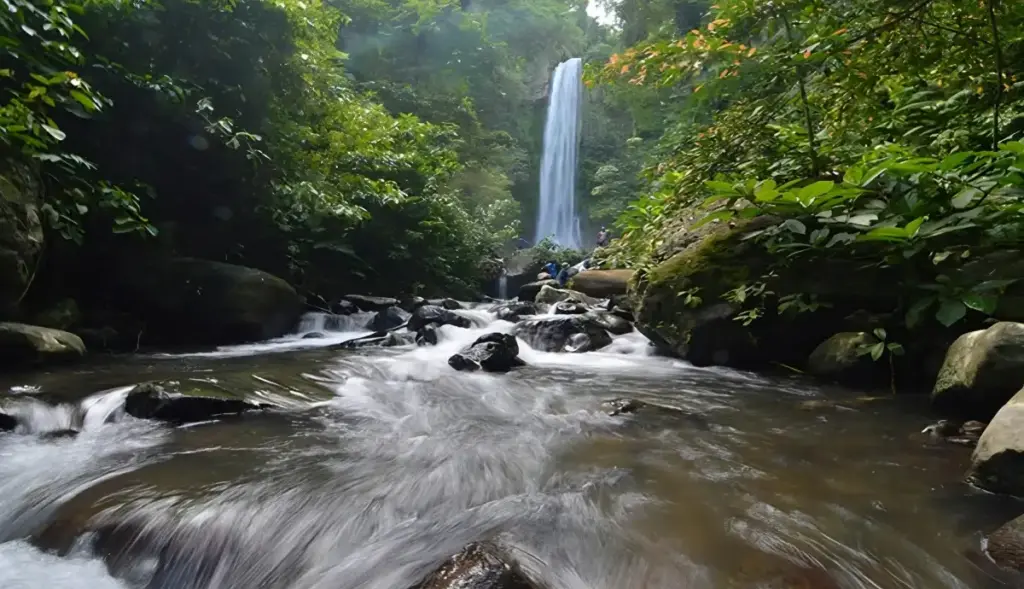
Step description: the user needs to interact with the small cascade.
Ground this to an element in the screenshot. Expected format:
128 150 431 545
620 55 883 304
535 57 584 249
498 273 508 300
3 387 132 434
296 311 374 334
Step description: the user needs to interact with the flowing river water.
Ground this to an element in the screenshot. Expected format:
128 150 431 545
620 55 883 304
0 304 1017 588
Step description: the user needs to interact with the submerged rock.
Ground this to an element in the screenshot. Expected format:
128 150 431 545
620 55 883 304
968 387 1024 495
986 513 1024 572
567 269 633 298
513 316 612 353
491 301 540 322
124 381 264 425
416 324 440 346
932 322 1024 420
409 542 543 589
365 305 410 331
114 258 302 345
342 294 400 312
40 428 79 440
302 332 327 339
340 331 415 349
448 333 524 373
922 419 986 447
517 279 558 303
601 398 710 429
408 305 471 332
0 322 86 367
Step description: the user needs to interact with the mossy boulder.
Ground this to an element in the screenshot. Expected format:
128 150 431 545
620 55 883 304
968 386 1024 495
932 322 1024 420
517 279 558 302
807 332 886 385
632 218 899 368
114 258 302 345
0 322 86 367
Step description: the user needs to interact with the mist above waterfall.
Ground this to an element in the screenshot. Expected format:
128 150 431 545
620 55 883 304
535 58 583 249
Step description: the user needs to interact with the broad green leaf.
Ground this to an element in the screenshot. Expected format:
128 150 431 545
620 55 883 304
904 216 926 237
905 296 933 328
873 327 886 340
951 187 980 209
962 292 998 315
69 90 97 111
858 227 909 242
939 152 973 171
41 124 66 141
936 299 967 327
887 342 905 356
974 279 1017 291
781 219 806 235
870 342 884 361
691 210 735 228
705 180 738 194
796 181 834 204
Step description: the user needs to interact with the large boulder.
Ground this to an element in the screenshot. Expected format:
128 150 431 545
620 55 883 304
490 301 540 322
365 306 410 331
567 269 633 298
807 332 884 385
114 258 302 345
408 305 471 332
534 285 599 306
986 514 1024 572
0 163 44 319
409 542 543 589
0 322 86 367
932 322 1024 420
517 279 557 302
513 316 612 353
124 381 265 425
967 387 1024 495
448 333 525 373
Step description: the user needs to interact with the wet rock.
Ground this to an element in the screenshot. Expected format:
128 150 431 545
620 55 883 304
968 386 1024 494
448 333 524 373
408 305 471 332
922 419 986 447
0 412 16 431
609 305 634 322
534 285 599 306
807 332 879 384
933 322 1024 420
986 513 1024 572
340 331 416 349
409 542 542 589
553 301 588 315
416 324 439 346
491 301 539 322
365 306 411 331
342 294 401 312
567 269 633 298
601 398 710 429
0 322 86 367
40 429 79 440
401 296 428 312
124 382 263 425
585 310 632 335
113 258 303 345
517 279 558 303
513 316 612 353
302 332 327 339
429 298 464 310
331 300 357 315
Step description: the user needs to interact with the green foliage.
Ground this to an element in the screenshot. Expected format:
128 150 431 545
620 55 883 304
520 237 587 270
588 0 1024 332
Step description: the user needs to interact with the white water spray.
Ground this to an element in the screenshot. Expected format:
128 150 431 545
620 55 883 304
535 58 583 249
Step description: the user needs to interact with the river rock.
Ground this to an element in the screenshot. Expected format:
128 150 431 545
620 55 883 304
416 324 439 346
114 258 302 345
429 298 463 310
0 412 16 431
302 332 327 339
534 285 599 306
922 419 986 447
517 279 558 302
807 332 880 384
513 316 612 353
409 542 543 589
331 300 357 315
365 306 410 331
553 301 588 315
448 333 524 373
602 398 710 429
341 331 416 349
932 322 1024 420
968 386 1024 494
401 296 428 312
567 269 633 298
491 301 539 322
124 381 264 425
342 294 401 312
0 322 86 367
408 305 471 332
986 514 1024 572
585 310 632 335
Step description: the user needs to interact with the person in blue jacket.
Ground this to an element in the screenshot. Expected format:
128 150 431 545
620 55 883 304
544 260 559 279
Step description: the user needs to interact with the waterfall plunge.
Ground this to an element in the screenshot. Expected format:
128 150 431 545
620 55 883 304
535 58 583 249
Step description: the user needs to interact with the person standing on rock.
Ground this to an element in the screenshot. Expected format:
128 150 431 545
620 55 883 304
596 227 609 247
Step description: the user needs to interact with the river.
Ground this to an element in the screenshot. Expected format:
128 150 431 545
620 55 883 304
0 304 1015 588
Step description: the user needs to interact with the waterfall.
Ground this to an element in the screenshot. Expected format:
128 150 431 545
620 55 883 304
498 273 508 300
535 57 583 249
